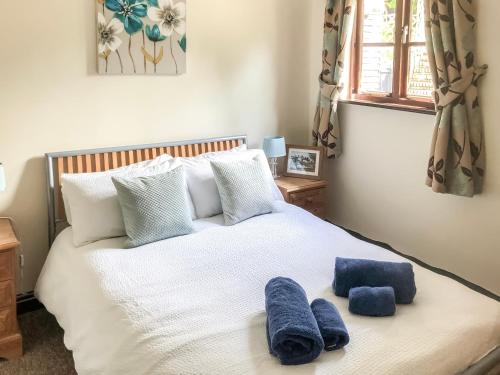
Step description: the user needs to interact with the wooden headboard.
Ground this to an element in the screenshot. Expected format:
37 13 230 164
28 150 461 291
45 135 247 245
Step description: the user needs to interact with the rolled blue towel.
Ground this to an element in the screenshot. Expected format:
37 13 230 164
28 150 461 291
310 299 349 351
348 286 396 317
265 277 324 365
333 257 417 304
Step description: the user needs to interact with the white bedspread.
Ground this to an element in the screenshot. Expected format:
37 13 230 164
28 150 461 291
35 202 500 375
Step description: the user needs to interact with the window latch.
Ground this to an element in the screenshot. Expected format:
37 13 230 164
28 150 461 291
402 25 409 44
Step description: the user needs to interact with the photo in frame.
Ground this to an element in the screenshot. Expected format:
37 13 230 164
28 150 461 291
284 145 324 180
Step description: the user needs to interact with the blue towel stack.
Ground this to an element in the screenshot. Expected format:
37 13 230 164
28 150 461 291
348 286 396 317
333 257 416 317
265 277 324 365
310 299 350 351
265 277 350 365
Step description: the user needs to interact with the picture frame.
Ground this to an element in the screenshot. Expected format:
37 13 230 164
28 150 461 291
284 145 324 180
96 0 187 75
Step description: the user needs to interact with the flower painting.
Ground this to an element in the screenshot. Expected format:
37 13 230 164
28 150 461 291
97 0 186 75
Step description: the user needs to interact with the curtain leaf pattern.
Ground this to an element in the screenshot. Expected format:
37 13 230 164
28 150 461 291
424 0 487 196
313 0 357 159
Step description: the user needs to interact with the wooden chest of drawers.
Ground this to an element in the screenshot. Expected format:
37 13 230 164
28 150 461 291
275 177 328 219
0 219 22 360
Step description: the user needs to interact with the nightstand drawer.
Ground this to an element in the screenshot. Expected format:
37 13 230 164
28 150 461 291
0 308 14 336
0 281 14 309
275 177 328 220
289 188 326 219
0 219 22 359
306 206 326 219
0 252 14 282
289 188 325 208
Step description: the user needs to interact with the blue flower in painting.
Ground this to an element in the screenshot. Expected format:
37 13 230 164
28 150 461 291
145 24 167 42
105 0 147 35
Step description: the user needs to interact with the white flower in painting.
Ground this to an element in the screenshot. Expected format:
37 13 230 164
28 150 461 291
97 13 124 54
147 0 186 37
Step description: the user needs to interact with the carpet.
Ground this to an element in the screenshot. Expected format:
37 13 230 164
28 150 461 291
0 308 76 375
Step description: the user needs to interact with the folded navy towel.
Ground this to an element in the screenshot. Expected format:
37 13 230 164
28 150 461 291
348 286 396 317
310 299 349 351
265 277 324 365
333 257 417 304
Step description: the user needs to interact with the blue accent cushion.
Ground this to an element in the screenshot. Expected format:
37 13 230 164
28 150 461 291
112 167 194 248
210 157 274 225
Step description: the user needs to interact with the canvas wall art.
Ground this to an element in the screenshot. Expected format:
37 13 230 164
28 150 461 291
96 0 186 75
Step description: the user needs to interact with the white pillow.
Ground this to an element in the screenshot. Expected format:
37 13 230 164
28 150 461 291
62 157 196 247
62 154 174 225
180 148 283 218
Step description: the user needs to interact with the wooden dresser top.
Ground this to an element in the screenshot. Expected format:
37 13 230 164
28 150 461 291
0 219 19 252
275 177 327 193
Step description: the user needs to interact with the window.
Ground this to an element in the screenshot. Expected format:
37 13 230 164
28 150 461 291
350 0 434 111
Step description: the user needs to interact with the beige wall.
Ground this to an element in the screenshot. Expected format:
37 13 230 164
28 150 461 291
309 1 500 294
0 0 312 293
2 0 498 296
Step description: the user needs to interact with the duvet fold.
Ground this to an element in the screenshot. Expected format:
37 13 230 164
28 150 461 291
265 277 324 365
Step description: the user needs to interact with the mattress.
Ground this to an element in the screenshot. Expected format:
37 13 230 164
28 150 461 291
35 202 500 375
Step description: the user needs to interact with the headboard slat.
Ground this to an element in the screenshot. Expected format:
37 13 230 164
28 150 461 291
66 157 73 174
46 135 247 245
93 154 101 172
76 156 83 173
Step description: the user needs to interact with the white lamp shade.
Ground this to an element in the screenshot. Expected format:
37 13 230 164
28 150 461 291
263 136 286 158
0 164 5 192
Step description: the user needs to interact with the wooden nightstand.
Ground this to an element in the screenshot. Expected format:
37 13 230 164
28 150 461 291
0 219 22 360
275 177 328 219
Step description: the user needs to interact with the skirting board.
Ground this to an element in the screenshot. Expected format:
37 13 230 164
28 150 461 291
17 293 43 315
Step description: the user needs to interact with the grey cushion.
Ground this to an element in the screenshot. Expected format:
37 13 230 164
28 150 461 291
210 157 274 225
112 167 194 248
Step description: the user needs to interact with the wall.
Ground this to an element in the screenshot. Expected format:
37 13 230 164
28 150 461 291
0 0 312 293
309 0 500 294
2 0 498 296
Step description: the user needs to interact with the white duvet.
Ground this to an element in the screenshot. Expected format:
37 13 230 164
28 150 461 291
35 202 500 375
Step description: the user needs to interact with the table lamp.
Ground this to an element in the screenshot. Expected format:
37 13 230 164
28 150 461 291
263 136 286 179
0 163 5 192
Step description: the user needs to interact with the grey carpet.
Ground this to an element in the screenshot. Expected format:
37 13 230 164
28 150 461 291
0 309 76 375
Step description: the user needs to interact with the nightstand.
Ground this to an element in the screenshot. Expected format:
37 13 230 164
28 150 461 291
0 219 22 360
275 177 328 219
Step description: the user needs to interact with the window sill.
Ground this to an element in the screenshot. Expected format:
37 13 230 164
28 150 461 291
339 99 436 116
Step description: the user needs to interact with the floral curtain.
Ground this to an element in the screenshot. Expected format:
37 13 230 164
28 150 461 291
312 0 357 159
424 0 487 196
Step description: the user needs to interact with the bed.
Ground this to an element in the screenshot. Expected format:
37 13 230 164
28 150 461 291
36 136 500 375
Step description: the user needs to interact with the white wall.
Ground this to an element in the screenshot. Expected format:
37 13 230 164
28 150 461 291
309 0 500 294
0 0 312 292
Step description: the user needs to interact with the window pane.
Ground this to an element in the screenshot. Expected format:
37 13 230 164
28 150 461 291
363 0 397 43
410 0 426 42
360 46 394 93
407 46 434 97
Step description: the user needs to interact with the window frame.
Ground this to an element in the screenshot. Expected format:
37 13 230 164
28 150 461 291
349 0 435 112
